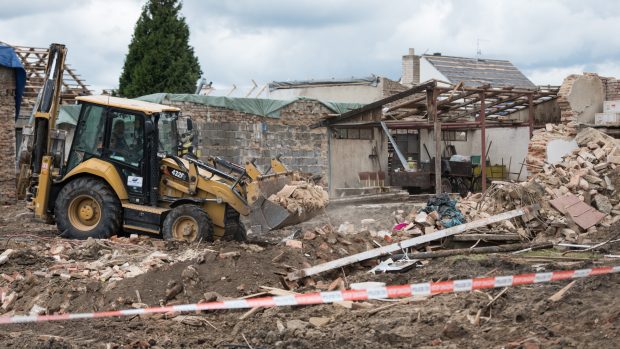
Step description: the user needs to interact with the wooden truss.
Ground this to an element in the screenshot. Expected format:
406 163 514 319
1 42 91 104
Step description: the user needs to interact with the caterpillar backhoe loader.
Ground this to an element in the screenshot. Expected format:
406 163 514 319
21 43 322 242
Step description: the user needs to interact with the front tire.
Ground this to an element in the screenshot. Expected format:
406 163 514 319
223 205 247 242
162 205 214 242
55 177 122 239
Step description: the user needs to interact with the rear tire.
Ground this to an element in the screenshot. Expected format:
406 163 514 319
55 177 122 239
162 205 213 242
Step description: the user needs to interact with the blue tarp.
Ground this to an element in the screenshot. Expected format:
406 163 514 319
0 44 26 120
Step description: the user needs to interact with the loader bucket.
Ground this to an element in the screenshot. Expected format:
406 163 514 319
247 174 321 233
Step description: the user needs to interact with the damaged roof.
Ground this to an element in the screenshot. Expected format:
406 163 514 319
423 55 536 89
136 93 363 119
269 75 380 91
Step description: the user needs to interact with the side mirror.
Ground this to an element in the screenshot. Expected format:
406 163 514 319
186 118 193 131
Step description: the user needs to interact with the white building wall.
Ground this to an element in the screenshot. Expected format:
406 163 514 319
419 126 530 180
419 58 449 83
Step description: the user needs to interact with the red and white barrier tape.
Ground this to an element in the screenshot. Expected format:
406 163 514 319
1 265 618 325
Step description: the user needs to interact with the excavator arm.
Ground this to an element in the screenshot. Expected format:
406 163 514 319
22 43 68 219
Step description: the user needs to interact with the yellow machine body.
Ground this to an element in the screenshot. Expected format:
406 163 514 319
25 45 314 242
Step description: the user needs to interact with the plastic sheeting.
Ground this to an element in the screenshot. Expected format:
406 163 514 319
421 193 466 228
0 44 26 120
55 94 363 126
136 93 362 119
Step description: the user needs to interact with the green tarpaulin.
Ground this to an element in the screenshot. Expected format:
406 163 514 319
136 93 363 119
56 94 364 126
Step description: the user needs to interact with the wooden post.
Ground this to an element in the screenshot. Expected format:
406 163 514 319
528 94 534 138
430 87 441 193
480 92 487 192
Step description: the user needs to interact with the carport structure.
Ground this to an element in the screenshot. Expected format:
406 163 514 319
319 80 559 195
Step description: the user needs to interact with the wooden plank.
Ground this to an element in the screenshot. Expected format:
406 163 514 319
452 234 522 241
401 242 552 259
548 280 577 302
287 205 539 280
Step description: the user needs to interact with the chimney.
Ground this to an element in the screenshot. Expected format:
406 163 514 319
401 48 420 87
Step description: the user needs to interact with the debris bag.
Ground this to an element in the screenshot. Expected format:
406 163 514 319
421 193 466 228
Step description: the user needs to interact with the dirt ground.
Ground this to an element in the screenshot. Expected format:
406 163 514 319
0 201 619 349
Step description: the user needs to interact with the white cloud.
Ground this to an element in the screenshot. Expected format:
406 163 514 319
0 0 142 92
525 65 586 86
1 0 619 93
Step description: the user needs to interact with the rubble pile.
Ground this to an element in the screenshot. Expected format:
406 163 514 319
0 236 199 287
420 194 466 228
465 127 620 244
365 194 470 241
526 123 575 174
269 181 329 215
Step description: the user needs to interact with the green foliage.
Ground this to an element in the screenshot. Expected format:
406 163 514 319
118 0 202 98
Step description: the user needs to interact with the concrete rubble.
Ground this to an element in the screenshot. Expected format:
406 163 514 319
268 181 330 215
462 127 620 244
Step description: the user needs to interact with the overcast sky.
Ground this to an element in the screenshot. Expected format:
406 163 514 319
1 0 619 94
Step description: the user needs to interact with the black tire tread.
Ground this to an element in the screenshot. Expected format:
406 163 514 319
54 177 122 239
162 205 214 242
223 205 247 242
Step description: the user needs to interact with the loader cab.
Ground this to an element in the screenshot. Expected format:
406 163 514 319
65 96 180 205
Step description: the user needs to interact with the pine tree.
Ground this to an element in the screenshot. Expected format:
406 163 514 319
118 0 201 98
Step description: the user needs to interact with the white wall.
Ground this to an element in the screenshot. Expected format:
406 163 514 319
328 128 388 195
419 126 530 180
419 58 449 83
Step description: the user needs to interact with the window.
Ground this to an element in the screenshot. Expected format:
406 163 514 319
65 104 106 173
390 129 419 135
431 130 468 142
334 128 373 140
158 112 179 155
108 111 144 168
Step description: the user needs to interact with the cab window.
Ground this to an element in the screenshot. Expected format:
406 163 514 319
108 111 144 168
65 104 105 173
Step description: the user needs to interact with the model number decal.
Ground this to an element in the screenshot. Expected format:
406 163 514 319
171 169 188 181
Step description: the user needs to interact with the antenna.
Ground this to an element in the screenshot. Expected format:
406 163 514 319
476 38 489 61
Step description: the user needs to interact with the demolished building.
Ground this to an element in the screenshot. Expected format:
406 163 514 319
136 93 361 176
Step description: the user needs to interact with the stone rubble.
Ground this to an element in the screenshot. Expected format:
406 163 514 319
463 127 620 244
268 180 329 215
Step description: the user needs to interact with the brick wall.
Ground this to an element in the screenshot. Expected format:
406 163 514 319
380 77 408 98
557 74 579 129
603 77 620 101
0 67 17 204
166 99 329 177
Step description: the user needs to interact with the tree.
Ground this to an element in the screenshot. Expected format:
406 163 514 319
118 0 201 98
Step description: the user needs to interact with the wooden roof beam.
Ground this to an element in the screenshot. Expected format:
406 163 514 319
446 92 530 120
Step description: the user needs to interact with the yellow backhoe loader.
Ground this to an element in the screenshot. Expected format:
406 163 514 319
21 43 321 242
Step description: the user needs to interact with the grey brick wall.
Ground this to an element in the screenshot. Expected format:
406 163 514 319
167 99 329 177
